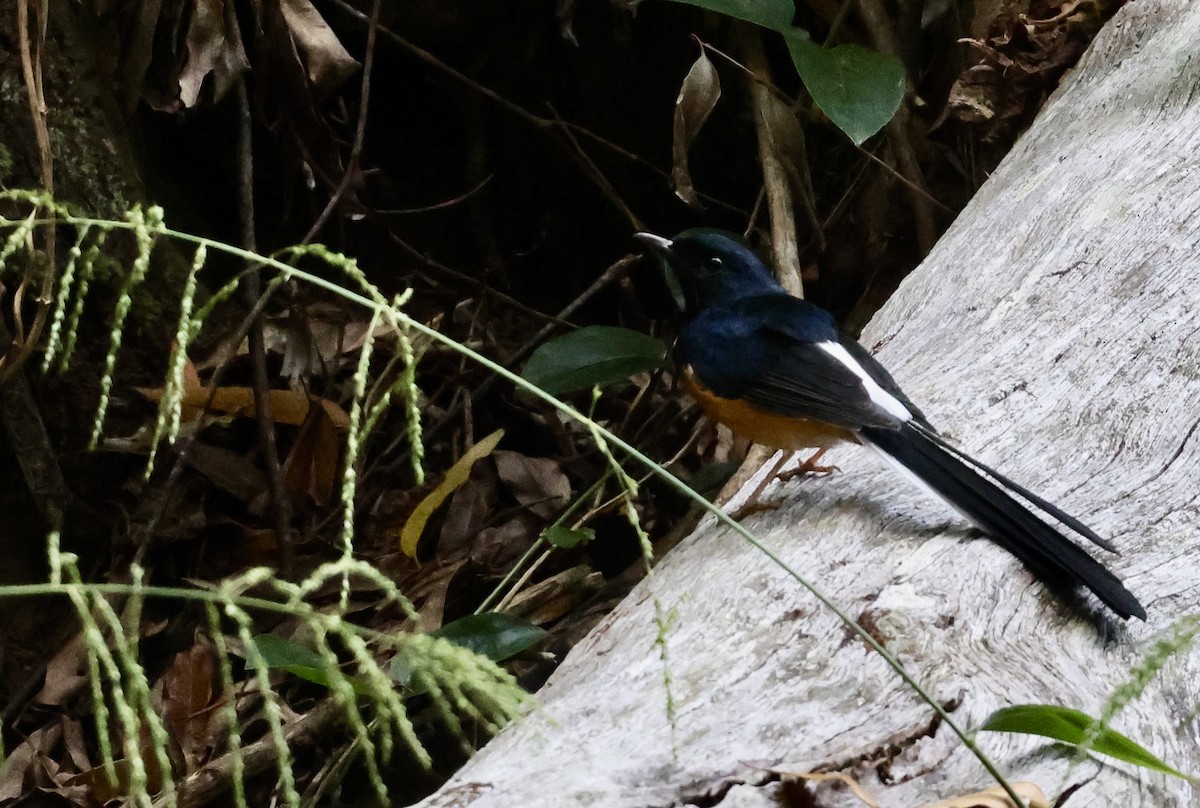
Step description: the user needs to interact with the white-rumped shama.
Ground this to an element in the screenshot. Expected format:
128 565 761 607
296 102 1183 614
636 228 1144 621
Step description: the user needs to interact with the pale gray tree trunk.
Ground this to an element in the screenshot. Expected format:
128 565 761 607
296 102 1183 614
417 1 1200 805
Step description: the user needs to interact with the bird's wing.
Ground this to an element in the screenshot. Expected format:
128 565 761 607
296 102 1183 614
837 337 930 426
683 295 914 431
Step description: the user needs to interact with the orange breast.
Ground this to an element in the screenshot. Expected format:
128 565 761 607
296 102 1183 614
682 367 854 451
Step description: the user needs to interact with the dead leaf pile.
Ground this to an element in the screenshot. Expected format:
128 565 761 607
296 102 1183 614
945 0 1112 142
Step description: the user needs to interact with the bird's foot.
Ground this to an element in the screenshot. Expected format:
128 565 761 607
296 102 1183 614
778 448 840 481
725 448 838 520
728 496 785 520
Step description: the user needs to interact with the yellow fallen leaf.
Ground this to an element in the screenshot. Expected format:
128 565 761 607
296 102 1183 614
920 782 1048 808
398 429 505 558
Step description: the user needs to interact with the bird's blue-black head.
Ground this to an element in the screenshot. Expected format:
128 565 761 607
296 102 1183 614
635 229 783 311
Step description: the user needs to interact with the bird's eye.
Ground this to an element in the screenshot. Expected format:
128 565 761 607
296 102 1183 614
706 257 722 270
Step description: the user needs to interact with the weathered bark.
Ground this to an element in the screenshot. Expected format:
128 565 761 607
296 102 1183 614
416 1 1200 805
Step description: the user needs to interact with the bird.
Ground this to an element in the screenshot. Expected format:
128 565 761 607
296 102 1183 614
635 228 1145 621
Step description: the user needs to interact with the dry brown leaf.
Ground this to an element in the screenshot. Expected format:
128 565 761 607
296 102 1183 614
225 524 283 569
36 741 95 806
60 717 92 774
121 0 168 111
279 0 361 98
920 782 1049 808
35 634 88 707
64 758 139 803
773 769 879 807
130 0 248 110
342 314 410 354
202 311 437 386
135 384 350 430
409 560 467 633
470 513 540 570
494 450 570 519
246 303 357 382
671 48 721 206
178 0 249 107
757 90 819 250
439 463 499 556
136 478 209 541
257 311 388 381
280 308 349 381
944 2 1096 142
181 349 202 391
759 92 807 180
0 725 59 800
158 640 218 773
283 398 344 506
947 65 1001 123
184 441 269 503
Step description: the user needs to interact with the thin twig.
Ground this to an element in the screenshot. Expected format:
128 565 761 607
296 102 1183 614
138 275 286 559
157 697 345 808
823 0 861 47
856 145 954 216
376 226 575 329
742 26 802 295
700 41 792 105
2 0 56 385
326 0 751 219
237 79 295 578
857 0 941 253
376 173 493 215
548 105 642 230
410 255 638 454
303 0 381 245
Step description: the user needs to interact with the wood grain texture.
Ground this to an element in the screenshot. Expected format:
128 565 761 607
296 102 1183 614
416 2 1200 805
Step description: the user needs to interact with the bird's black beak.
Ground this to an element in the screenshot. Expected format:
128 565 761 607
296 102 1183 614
634 232 688 311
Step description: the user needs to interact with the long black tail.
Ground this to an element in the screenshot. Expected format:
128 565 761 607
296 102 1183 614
858 422 1145 620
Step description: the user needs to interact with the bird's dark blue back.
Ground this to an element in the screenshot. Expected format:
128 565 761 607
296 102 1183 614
679 294 841 399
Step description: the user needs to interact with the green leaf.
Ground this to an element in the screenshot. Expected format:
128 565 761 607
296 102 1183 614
251 634 328 683
250 634 371 694
979 704 1192 780
388 650 417 689
522 326 667 395
433 613 549 661
543 524 595 549
658 0 904 143
785 36 905 145
661 0 795 29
